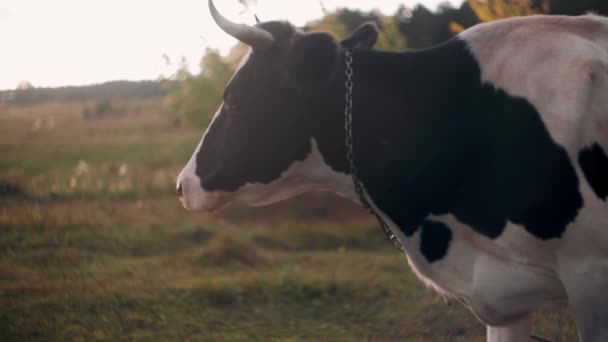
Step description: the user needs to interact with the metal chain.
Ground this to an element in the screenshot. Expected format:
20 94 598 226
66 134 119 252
344 50 404 253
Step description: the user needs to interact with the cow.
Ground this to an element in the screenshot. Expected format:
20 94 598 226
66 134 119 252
176 1 608 341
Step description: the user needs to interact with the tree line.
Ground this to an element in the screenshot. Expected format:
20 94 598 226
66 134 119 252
165 0 608 128
0 80 165 106
5 0 607 118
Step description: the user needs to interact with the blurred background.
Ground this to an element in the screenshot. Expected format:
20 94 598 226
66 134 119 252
1 0 607 340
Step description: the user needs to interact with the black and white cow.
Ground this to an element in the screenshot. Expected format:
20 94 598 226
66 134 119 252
177 1 608 340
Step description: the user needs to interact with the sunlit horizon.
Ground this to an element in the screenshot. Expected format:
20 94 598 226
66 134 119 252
0 0 463 90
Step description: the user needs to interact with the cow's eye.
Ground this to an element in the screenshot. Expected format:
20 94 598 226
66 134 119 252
223 94 239 112
223 102 240 113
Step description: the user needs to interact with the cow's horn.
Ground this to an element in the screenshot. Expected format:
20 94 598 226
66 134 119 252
209 0 274 49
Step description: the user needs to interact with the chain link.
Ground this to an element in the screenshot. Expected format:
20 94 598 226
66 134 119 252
344 50 404 253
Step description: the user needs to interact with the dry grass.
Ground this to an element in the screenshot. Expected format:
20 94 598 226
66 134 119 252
200 232 269 267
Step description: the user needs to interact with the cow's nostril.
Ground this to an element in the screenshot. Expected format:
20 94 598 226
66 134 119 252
176 182 183 197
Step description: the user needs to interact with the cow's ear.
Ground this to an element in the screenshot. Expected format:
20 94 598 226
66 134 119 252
341 22 379 50
286 32 339 87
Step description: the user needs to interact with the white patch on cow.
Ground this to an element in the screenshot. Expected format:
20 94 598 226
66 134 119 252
460 15 608 155
177 138 357 211
232 139 358 206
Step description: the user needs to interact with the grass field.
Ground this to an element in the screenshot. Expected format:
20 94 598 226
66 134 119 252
0 100 578 341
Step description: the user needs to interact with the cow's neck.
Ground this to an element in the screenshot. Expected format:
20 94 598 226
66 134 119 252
312 43 472 230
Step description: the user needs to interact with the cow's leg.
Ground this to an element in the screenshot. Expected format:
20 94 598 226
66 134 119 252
486 314 533 342
564 281 608 341
560 263 608 342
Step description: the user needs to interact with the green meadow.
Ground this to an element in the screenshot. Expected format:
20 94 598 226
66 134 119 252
0 100 577 341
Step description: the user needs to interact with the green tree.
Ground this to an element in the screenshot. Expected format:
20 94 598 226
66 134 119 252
163 49 234 128
397 3 478 49
307 12 350 39
308 8 406 51
165 8 408 130
376 16 407 51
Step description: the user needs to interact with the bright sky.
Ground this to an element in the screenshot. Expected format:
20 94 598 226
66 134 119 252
0 0 462 90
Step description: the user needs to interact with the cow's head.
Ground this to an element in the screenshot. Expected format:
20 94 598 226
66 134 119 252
176 0 378 211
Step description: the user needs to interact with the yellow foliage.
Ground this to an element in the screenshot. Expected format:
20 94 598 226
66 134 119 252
468 0 548 22
450 21 466 34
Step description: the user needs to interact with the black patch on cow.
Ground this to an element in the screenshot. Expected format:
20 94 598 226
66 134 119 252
579 143 608 200
287 32 339 88
420 220 452 262
343 38 583 241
